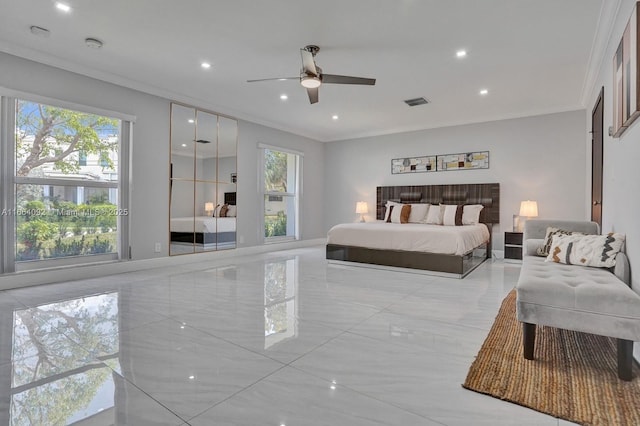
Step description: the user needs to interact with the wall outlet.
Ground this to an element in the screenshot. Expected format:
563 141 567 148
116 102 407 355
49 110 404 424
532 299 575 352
154 242 161 253
238 235 244 244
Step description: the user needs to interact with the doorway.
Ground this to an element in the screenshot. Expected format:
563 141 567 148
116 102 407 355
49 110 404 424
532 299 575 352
591 87 604 228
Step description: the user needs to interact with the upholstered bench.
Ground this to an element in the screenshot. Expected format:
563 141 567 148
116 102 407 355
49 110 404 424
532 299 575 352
515 220 640 380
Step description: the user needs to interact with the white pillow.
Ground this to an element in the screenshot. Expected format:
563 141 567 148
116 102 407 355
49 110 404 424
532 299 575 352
383 201 400 222
441 204 462 226
213 204 223 217
408 204 429 223
425 204 442 225
462 204 484 225
226 205 237 217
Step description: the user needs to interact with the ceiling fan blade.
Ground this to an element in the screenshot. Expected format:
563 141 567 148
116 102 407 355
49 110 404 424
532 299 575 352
307 87 319 104
246 77 298 83
300 49 318 76
322 74 376 85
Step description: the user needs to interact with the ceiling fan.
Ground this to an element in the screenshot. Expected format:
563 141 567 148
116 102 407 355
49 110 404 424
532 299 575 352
247 45 376 104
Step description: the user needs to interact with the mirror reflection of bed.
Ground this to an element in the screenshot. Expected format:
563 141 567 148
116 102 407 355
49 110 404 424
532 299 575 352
170 192 237 253
169 103 237 255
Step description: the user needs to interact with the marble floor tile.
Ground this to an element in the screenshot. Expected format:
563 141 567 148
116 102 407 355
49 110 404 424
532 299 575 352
291 331 559 425
348 310 489 356
97 319 284 419
167 306 345 364
0 246 581 425
0 352 186 425
189 365 441 425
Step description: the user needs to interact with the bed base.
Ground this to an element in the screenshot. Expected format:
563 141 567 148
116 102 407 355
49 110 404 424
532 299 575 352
325 243 489 278
170 231 236 245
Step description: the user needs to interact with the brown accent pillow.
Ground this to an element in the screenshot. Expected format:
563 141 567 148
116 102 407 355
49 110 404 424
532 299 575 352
454 205 463 226
400 204 411 224
219 204 229 217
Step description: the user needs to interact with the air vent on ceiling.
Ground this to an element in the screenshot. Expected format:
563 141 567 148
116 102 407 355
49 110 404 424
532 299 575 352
195 139 211 144
404 97 429 107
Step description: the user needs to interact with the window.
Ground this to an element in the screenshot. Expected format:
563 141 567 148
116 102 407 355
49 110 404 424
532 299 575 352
261 146 301 242
1 95 131 273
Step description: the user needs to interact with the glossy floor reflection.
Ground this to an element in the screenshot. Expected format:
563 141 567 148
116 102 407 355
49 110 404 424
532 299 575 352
0 246 577 425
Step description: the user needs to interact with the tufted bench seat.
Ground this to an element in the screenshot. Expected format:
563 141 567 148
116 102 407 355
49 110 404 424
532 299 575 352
516 220 640 380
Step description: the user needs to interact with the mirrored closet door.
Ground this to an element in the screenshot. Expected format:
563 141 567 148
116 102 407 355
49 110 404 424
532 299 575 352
169 103 237 255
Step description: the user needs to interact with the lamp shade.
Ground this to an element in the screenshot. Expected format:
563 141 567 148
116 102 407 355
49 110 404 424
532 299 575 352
205 202 214 212
519 200 538 217
355 201 368 214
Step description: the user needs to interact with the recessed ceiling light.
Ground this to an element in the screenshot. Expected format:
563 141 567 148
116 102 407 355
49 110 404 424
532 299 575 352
55 2 71 12
456 50 467 58
181 144 187 147
332 115 339 120
280 94 288 100
201 62 211 69
188 375 195 380
479 89 489 95
188 119 194 123
278 78 288 81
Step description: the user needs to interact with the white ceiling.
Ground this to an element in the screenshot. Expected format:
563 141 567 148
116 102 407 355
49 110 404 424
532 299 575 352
0 0 609 142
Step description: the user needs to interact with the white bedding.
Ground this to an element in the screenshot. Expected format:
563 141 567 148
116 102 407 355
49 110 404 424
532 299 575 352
171 216 236 233
327 221 489 256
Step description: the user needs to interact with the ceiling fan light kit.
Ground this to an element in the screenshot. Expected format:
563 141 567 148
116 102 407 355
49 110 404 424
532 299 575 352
247 45 376 104
300 75 321 89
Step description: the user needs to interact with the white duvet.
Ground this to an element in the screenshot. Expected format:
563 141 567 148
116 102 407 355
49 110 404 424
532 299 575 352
171 216 236 233
327 221 490 256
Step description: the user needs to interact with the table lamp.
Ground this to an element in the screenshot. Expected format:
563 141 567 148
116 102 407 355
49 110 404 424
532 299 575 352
355 201 368 222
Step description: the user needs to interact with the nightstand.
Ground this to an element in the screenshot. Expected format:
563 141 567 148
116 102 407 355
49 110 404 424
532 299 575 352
504 231 523 261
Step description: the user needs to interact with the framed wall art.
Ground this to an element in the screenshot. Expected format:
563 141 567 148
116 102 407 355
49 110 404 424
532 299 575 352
436 151 489 171
613 1 640 138
391 155 437 174
391 151 489 174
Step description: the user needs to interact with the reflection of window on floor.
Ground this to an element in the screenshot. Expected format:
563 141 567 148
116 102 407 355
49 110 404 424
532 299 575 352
264 258 298 349
10 293 120 424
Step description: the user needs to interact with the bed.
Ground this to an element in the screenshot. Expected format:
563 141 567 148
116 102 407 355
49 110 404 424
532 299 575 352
170 192 237 248
326 183 500 278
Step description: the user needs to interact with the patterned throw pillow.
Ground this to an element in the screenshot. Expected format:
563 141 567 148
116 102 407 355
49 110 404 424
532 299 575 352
537 227 584 256
545 233 625 268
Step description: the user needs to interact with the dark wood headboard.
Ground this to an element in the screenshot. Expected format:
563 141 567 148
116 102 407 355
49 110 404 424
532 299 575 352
376 183 500 224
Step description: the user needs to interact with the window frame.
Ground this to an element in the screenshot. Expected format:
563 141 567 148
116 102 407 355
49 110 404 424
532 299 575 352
258 143 302 244
0 89 133 274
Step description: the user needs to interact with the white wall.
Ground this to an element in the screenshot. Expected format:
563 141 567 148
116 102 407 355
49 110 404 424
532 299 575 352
237 120 325 247
324 110 587 251
0 52 325 260
584 0 640 361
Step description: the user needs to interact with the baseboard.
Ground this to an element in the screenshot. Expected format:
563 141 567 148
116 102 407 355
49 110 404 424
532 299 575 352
0 237 326 291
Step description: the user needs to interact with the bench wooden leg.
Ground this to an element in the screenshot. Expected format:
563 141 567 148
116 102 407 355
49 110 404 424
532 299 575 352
618 339 633 381
523 323 536 360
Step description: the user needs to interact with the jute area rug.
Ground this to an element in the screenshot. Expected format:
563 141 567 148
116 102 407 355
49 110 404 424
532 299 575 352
463 290 640 426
